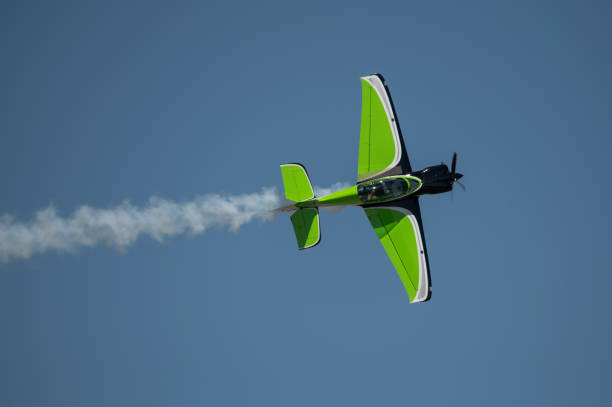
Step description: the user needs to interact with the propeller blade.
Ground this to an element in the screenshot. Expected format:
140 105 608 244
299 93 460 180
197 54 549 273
451 152 457 174
456 180 466 191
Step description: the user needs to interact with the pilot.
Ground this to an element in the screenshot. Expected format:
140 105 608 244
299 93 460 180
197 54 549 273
367 186 376 201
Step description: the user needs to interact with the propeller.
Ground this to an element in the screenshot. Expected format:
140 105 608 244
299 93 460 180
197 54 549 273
450 152 465 191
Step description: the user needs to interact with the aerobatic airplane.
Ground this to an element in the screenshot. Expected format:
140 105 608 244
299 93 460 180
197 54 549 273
277 74 463 303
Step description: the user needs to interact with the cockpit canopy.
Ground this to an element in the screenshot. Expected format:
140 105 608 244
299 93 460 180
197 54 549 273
358 178 409 203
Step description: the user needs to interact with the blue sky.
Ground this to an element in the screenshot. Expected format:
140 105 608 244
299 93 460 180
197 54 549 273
1 1 611 405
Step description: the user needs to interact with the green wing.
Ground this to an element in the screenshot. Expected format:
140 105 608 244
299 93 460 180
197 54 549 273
357 74 411 183
364 199 430 302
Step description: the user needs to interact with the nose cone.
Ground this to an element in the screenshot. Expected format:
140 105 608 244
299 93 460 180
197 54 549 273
453 173 463 181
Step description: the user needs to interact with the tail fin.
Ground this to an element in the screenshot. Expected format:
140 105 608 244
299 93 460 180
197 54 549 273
280 163 320 249
280 163 315 202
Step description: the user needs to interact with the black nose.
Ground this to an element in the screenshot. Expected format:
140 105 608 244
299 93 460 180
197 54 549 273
454 173 463 181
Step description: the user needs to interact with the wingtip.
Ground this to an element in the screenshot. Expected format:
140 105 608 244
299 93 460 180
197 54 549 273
360 73 386 84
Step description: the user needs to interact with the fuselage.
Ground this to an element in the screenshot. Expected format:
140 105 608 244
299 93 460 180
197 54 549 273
294 164 460 209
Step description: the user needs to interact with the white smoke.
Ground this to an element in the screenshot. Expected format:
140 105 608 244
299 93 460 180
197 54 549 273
314 181 353 214
313 181 352 197
0 182 350 263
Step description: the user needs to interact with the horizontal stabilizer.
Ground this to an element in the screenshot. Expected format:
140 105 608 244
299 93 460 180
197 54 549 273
280 163 315 202
290 208 320 249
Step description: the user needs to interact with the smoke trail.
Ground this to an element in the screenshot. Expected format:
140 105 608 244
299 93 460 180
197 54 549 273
0 182 350 263
313 182 351 197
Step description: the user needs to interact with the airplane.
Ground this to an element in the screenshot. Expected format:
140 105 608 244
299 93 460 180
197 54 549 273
276 74 463 303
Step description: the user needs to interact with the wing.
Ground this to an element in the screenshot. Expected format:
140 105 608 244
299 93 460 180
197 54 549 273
364 198 431 302
357 74 411 183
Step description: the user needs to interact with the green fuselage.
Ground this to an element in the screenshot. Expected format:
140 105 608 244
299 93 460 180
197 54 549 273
295 175 423 209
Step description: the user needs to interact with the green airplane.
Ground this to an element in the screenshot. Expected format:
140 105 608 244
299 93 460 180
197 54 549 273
277 74 463 303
